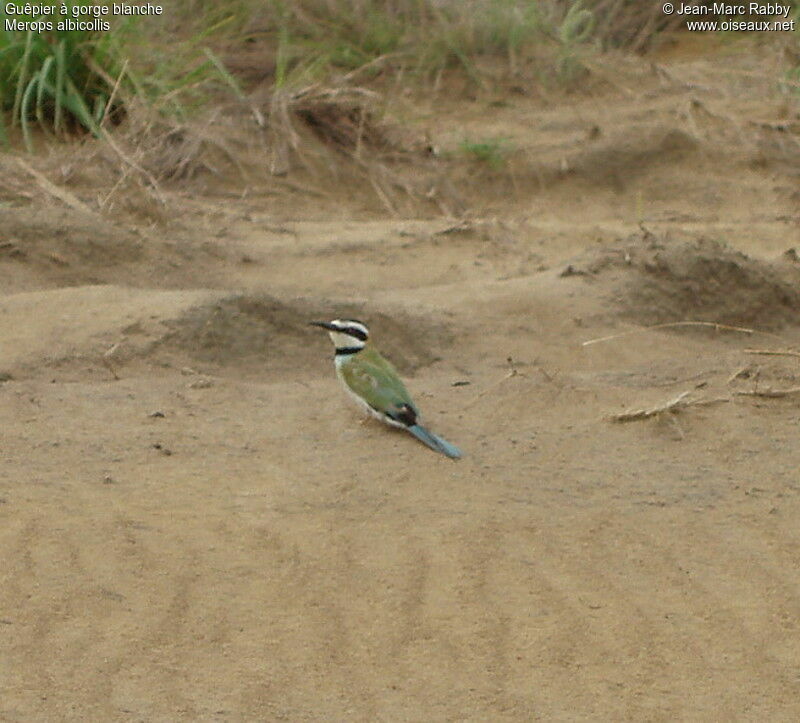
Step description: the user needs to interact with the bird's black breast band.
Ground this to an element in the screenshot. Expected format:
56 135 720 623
335 347 363 356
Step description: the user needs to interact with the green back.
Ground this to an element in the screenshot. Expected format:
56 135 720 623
340 345 417 415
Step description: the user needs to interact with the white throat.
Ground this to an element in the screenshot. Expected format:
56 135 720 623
328 330 366 351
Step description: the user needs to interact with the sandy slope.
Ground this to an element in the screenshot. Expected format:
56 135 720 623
2 37 800 720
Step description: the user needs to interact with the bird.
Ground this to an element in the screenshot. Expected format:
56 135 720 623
310 318 462 459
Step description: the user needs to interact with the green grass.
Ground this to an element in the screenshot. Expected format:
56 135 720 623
0 1 245 149
556 1 594 81
240 0 596 88
0 2 137 148
783 7 800 101
459 137 513 170
0 1 600 150
784 62 800 99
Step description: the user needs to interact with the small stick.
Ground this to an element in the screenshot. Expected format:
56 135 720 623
726 364 754 385
342 53 400 84
15 158 96 215
610 390 729 423
583 321 785 348
734 386 800 399
99 128 167 206
743 349 800 359
611 390 689 422
102 343 121 381
434 221 474 236
101 58 128 129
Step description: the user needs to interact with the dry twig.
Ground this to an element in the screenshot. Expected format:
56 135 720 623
15 158 96 215
726 364 755 385
734 387 800 399
100 128 167 205
743 348 800 359
610 390 729 423
102 343 121 381
583 321 785 347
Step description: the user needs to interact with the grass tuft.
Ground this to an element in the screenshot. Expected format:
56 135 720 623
0 3 139 148
0 1 248 149
459 137 513 170
231 0 598 90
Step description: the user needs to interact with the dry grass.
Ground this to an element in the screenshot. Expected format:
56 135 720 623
259 81 451 214
609 390 729 423
3 2 797 221
13 158 97 216
0 76 441 219
582 322 785 348
734 386 800 398
744 349 800 359
579 0 683 51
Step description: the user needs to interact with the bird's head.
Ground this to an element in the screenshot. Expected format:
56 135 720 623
310 318 369 353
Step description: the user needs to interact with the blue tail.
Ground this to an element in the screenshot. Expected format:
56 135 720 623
407 424 462 459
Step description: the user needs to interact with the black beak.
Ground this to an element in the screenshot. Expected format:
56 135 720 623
309 321 338 331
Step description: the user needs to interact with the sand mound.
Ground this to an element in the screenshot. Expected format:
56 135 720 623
0 286 451 378
154 294 451 378
0 286 452 382
568 126 697 189
1 208 143 289
0 207 230 293
0 285 223 378
566 231 800 330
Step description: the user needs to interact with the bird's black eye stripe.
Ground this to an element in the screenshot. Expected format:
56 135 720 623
344 327 367 341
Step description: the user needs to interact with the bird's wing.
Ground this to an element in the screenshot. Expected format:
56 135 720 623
340 350 419 421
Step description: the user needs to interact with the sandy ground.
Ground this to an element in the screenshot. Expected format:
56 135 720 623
2 36 800 720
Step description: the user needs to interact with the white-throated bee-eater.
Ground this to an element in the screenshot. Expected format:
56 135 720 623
310 318 462 459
